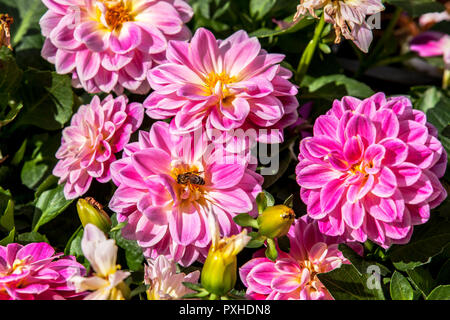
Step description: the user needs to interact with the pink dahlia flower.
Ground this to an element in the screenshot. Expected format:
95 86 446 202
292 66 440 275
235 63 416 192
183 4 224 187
53 95 144 200
296 93 447 248
109 121 263 266
0 242 86 300
144 28 299 145
40 0 193 94
410 31 450 68
240 217 361 300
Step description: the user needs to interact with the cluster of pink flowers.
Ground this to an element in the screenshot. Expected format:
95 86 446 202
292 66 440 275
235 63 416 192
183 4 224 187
296 93 447 248
0 242 85 300
40 0 193 94
240 217 363 300
35 0 448 301
53 94 143 199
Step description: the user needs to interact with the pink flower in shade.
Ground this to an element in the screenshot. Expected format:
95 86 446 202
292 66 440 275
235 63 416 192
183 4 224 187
40 0 193 94
53 95 144 200
287 101 313 139
0 242 86 300
109 121 263 266
144 28 299 146
419 9 450 28
239 217 362 300
410 31 450 68
296 93 447 248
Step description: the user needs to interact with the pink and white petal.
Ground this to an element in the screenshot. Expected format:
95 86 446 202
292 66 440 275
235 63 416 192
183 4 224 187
109 22 142 54
342 201 365 229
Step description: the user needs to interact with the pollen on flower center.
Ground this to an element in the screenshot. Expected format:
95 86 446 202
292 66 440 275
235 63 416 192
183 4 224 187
204 72 236 97
11 259 27 274
103 1 134 31
349 161 373 176
170 165 206 201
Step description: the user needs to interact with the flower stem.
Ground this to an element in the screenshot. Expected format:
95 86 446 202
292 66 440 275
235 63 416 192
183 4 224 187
296 14 326 84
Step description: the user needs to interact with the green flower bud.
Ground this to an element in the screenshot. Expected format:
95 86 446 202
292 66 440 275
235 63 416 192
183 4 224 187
201 230 250 297
77 197 112 233
257 205 295 239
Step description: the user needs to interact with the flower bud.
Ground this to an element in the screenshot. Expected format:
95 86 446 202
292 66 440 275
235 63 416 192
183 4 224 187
257 205 295 239
201 228 250 296
76 197 112 233
201 246 238 297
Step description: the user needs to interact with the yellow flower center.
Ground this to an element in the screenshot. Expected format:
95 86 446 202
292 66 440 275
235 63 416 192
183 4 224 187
204 72 236 98
170 164 207 205
11 259 26 274
349 161 373 176
102 0 134 31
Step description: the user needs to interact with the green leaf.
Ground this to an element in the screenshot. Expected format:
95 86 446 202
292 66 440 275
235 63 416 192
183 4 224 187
426 285 450 300
250 16 315 38
385 0 445 18
10 139 27 166
283 194 294 208
34 175 59 199
1 0 47 47
64 225 84 256
21 154 49 189
0 197 14 232
0 187 14 232
232 213 259 229
32 184 73 232
246 232 266 249
17 231 49 244
390 271 414 300
317 264 385 300
407 266 435 296
110 221 127 232
17 70 74 130
249 0 276 20
256 191 275 214
182 282 203 292
0 47 23 127
436 259 450 285
338 244 390 277
0 47 23 96
388 217 450 271
110 228 144 272
303 75 374 99
318 43 331 54
0 227 15 246
265 238 278 261
413 86 450 154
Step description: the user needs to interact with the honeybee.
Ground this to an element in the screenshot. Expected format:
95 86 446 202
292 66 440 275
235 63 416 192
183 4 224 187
282 211 295 220
85 196 105 212
176 172 205 186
